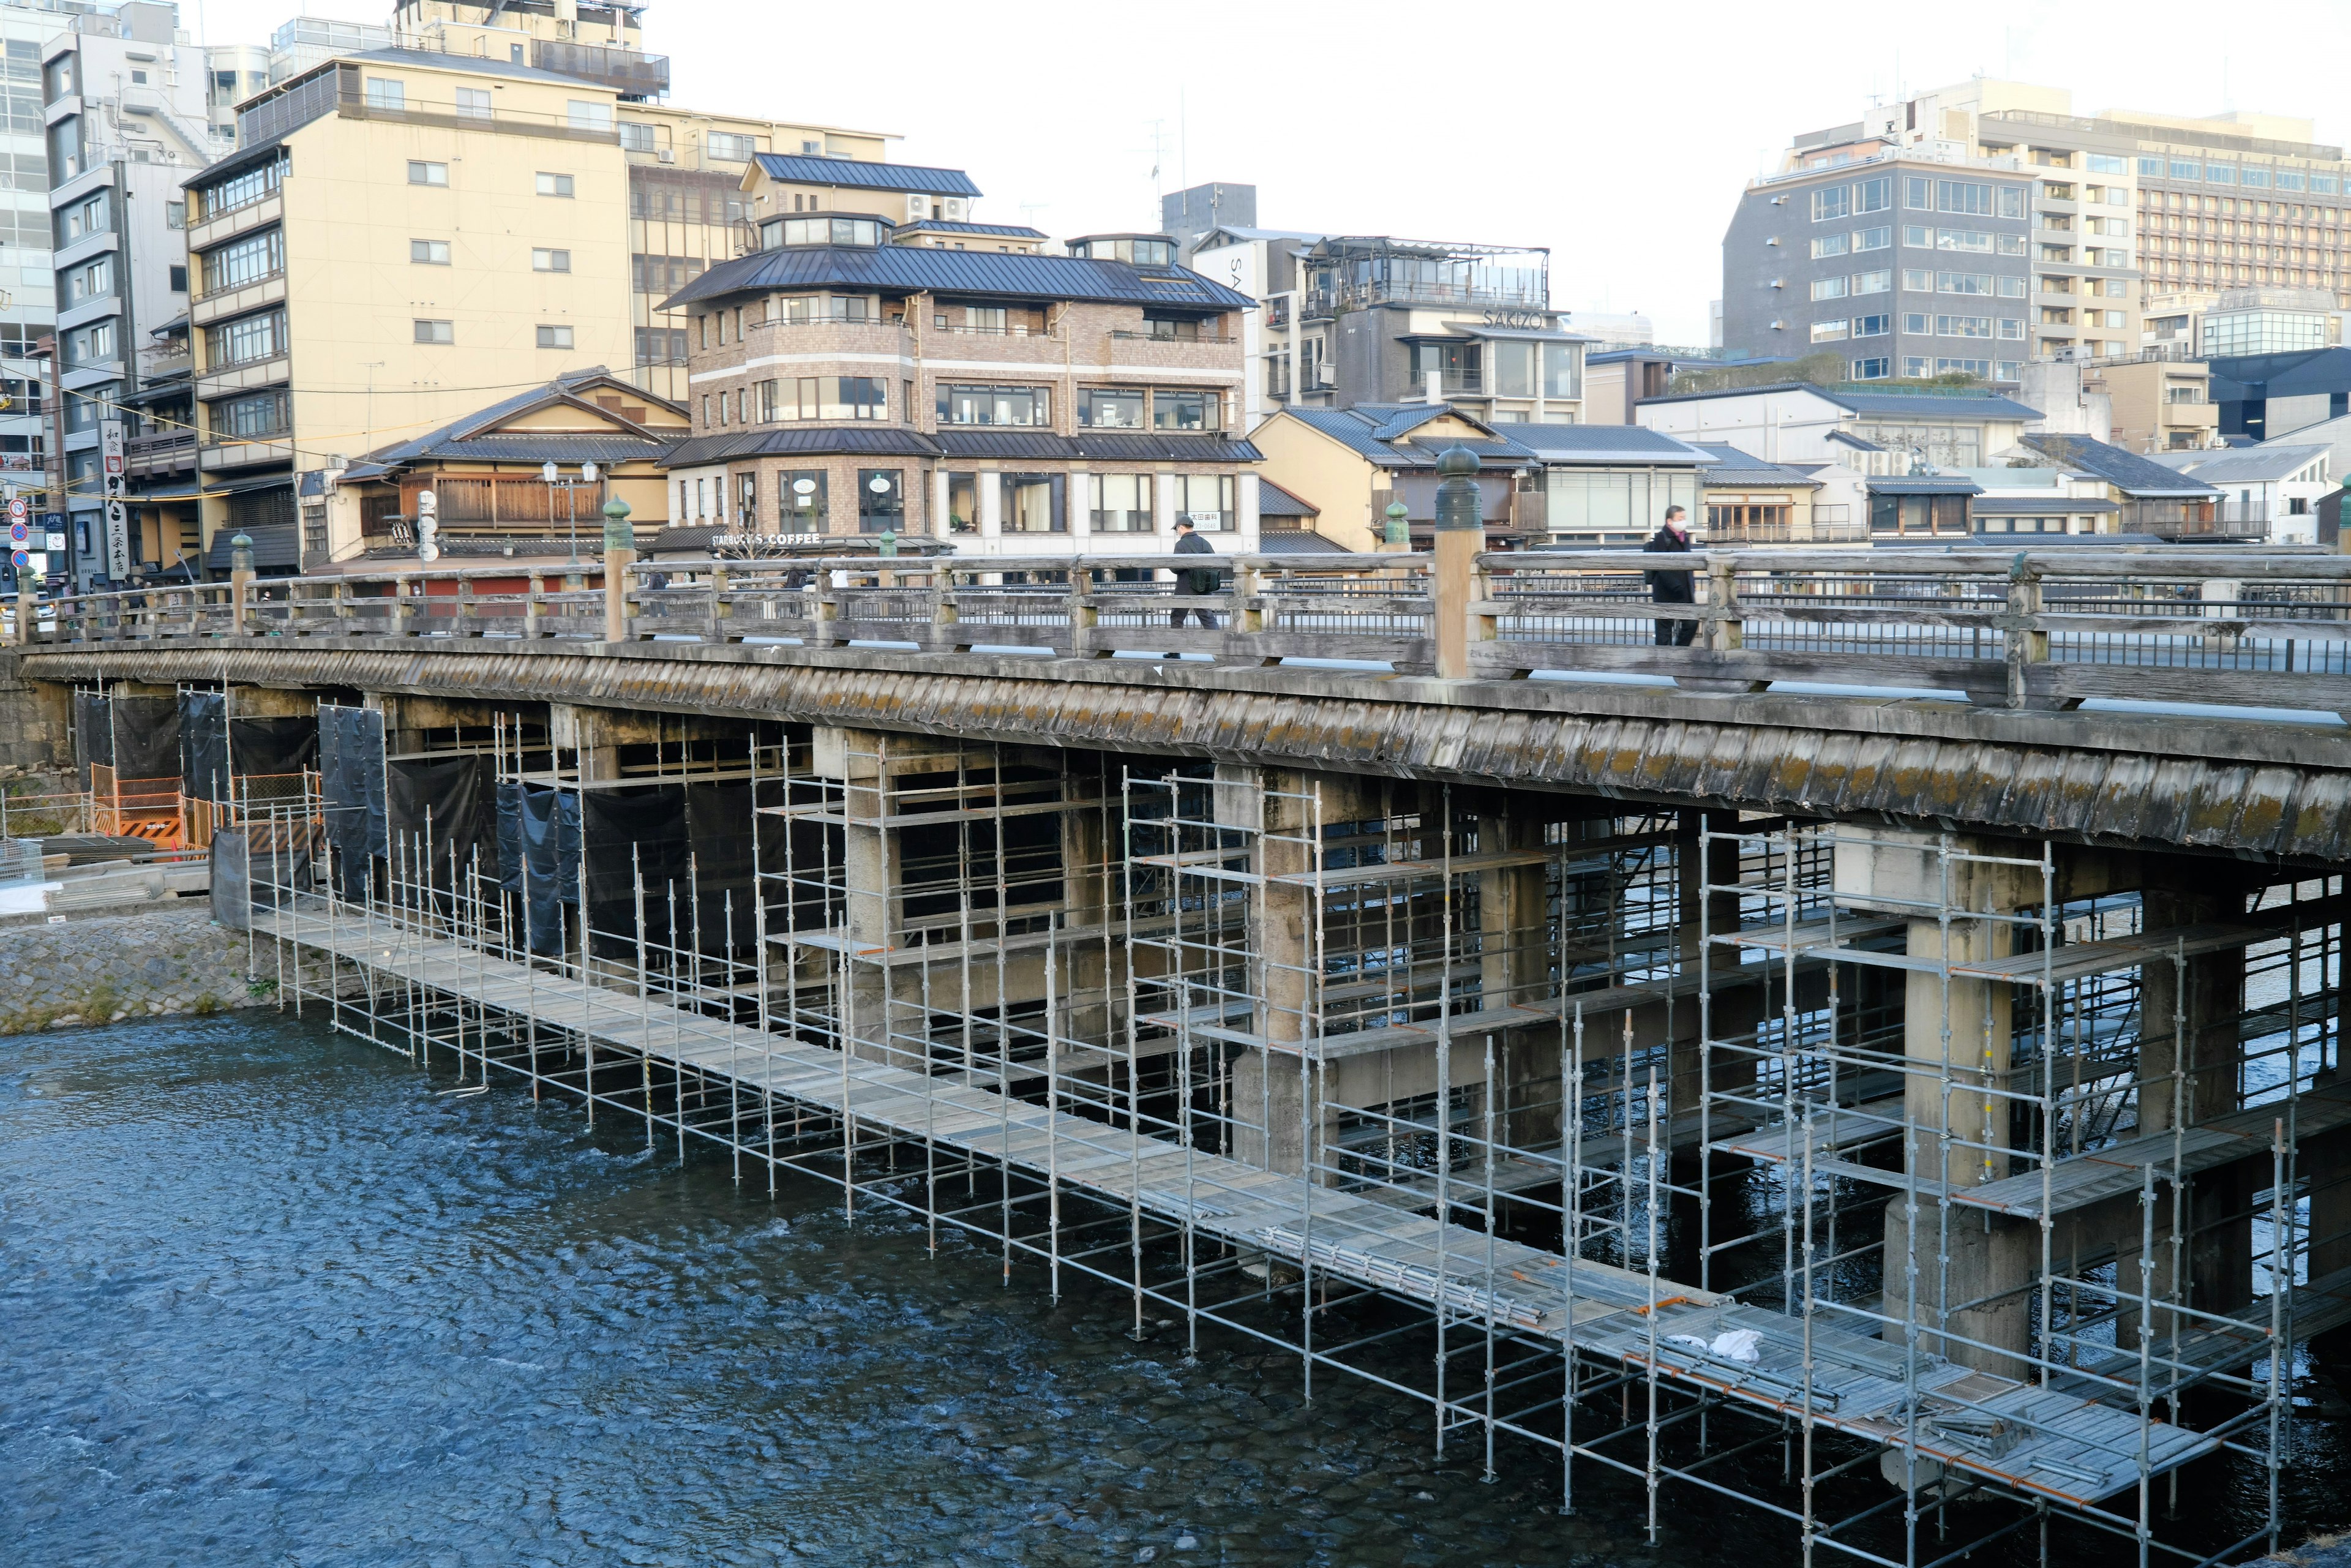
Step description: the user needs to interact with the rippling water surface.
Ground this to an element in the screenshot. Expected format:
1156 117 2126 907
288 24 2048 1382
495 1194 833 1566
2 1015 1671 1567
6 1015 2347 1567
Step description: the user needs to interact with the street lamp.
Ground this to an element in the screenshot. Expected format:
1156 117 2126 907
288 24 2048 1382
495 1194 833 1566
542 459 602 563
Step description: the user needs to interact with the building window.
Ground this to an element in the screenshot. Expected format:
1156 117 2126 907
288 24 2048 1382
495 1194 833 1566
631 255 705 294
536 172 574 198
1152 388 1220 432
363 77 404 111
169 264 187 293
856 468 904 533
1853 314 1889 337
1997 276 2027 297
201 228 283 293
414 319 454 344
211 388 289 440
707 131 756 162
1003 473 1066 533
532 248 572 272
1937 271 1993 294
1810 320 1849 342
778 470 827 531
1543 342 1580 399
456 87 491 121
1901 312 1930 334
207 309 286 368
165 200 184 230
1812 234 1848 260
1853 269 1891 294
1811 277 1848 301
66 257 111 302
1173 473 1234 531
620 122 656 153
537 324 574 349
1079 388 1147 429
566 100 612 133
1936 315 1993 337
1812 186 1850 221
63 321 115 366
633 326 688 366
196 157 285 220
937 384 1050 426
411 238 451 265
760 376 887 421
1851 356 1891 380
776 293 872 323
1854 226 1891 252
1997 318 2026 339
1090 473 1153 531
408 160 448 187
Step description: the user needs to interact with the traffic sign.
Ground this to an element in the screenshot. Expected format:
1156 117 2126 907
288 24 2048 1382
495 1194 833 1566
10 550 24 568
7 497 24 523
7 520 24 545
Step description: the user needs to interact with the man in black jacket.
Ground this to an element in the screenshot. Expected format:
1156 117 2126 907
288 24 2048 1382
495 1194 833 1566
1644 505 1695 646
1171 520 1222 628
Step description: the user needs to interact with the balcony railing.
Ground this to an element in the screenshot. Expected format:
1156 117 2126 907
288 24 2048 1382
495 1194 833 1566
530 39 671 100
126 431 197 479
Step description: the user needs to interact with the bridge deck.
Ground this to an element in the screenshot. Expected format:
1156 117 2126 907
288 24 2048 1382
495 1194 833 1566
256 904 2221 1508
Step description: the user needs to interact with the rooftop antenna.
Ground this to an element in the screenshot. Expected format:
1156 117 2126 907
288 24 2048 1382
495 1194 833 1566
1136 119 1168 230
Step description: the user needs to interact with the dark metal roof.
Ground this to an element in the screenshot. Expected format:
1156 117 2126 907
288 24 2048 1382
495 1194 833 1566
1506 424 1715 465
934 430 1263 463
1690 443 1824 487
897 221 1047 239
661 427 940 468
1865 476 1984 495
1257 479 1319 518
751 154 983 197
1257 529 1357 552
2207 347 2351 400
1283 407 1541 469
661 246 1254 311
2019 433 2221 497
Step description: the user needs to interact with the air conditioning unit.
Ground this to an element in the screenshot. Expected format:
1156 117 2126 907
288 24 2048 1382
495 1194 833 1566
941 198 967 222
906 193 930 222
1316 363 1337 386
656 148 674 163
1769 278 1785 289
1769 320 1787 331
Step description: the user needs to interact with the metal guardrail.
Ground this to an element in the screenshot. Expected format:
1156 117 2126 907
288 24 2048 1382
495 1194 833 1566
22 549 2351 719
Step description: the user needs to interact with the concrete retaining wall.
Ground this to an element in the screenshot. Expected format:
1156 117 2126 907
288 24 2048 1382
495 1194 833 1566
0 902 269 1034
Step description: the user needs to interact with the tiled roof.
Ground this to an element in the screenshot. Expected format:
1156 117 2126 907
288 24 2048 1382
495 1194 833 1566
1865 476 1984 495
1690 443 1824 487
661 427 1260 469
1282 406 1537 468
663 244 1253 311
2019 433 2221 497
1257 479 1319 517
1635 382 2042 421
1258 529 1357 552
356 368 682 470
1507 424 1716 465
751 154 983 197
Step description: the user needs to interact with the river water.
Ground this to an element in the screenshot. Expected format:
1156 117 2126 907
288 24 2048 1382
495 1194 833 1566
4 1014 2346 1567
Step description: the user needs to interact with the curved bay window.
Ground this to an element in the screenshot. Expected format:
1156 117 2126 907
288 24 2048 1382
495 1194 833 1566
760 376 887 422
778 470 828 533
1089 473 1152 531
210 388 290 441
858 469 905 533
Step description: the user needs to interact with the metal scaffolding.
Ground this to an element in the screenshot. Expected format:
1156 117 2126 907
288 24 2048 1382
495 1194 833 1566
241 721 2351 1568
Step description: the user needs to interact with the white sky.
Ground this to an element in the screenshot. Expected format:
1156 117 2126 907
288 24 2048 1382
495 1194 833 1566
186 0 2351 345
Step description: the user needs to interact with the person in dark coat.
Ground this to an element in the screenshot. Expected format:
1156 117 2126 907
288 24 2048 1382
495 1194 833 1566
1643 505 1696 647
1171 520 1222 628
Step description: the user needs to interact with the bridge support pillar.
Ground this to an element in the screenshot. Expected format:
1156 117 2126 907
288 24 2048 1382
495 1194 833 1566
550 703 667 784
2135 866 2259 1138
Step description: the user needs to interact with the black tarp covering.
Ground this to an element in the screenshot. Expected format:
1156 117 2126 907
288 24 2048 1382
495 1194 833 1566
319 707 388 896
113 697 181 784
386 753 500 895
231 715 318 778
209 822 317 929
580 780 771 962
180 691 226 802
498 781 582 955
73 690 110 787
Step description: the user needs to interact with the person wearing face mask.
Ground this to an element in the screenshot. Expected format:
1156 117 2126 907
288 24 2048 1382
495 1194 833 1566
1643 504 1696 647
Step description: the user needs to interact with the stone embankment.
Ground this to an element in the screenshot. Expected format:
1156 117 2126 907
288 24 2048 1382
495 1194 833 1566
0 904 269 1034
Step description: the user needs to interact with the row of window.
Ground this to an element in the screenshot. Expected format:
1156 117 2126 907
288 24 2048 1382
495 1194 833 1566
202 227 283 293
1847 358 2024 383
405 161 575 198
1809 271 1891 301
699 378 1230 432
366 75 613 135
410 320 575 348
405 239 571 272
192 156 284 223
2140 156 2342 193
681 469 1237 535
1811 176 2028 222
208 309 287 369
1810 313 2030 343
1900 225 2028 255
1809 227 1891 258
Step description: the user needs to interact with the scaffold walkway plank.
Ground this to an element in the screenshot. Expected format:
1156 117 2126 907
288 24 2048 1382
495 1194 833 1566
256 904 2222 1510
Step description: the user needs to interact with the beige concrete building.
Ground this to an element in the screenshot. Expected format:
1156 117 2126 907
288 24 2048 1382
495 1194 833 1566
2081 353 2218 452
657 212 1261 557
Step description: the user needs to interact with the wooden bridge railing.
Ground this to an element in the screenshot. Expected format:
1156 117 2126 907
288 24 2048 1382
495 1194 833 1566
21 548 2351 718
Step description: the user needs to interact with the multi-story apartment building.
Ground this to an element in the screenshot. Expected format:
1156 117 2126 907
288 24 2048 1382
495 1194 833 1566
655 213 1261 555
1731 78 2351 380
1190 222 1586 427
40 0 220 588
375 2 891 407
